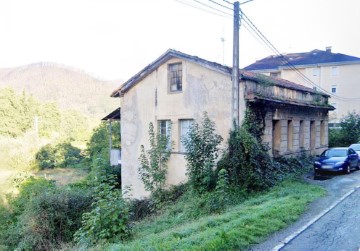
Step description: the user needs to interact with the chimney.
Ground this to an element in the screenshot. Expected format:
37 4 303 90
326 46 332 53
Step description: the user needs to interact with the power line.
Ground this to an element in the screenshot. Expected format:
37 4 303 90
175 0 231 17
192 0 233 16
240 11 360 101
207 0 233 11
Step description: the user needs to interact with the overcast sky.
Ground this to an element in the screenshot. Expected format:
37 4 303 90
0 0 359 80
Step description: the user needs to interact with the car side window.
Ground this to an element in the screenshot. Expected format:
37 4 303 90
348 149 355 155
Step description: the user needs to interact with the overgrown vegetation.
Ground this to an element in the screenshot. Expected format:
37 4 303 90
329 112 360 147
139 122 172 205
107 181 325 251
36 142 83 169
0 176 92 250
74 160 131 247
182 112 223 193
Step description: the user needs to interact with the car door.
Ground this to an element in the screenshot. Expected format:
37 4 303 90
348 149 357 167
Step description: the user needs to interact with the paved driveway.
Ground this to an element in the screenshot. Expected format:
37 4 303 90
250 170 360 251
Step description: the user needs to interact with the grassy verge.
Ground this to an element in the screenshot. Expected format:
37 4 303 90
105 180 325 251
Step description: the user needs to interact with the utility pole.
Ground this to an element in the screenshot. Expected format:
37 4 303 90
231 1 240 128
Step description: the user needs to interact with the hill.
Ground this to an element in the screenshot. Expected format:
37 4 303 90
0 62 120 118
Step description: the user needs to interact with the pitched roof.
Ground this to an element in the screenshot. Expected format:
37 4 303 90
244 49 360 71
111 49 326 97
102 107 121 121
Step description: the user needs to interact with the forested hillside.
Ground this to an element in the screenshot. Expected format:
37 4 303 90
0 62 120 118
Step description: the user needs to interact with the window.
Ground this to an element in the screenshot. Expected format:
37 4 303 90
168 63 182 92
331 66 339 76
331 85 337 93
270 72 280 78
312 68 319 76
158 120 171 149
179 119 193 152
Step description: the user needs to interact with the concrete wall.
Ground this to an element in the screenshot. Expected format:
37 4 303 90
121 58 232 199
262 107 328 156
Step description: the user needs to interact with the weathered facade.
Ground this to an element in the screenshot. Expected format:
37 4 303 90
244 47 360 124
110 50 334 199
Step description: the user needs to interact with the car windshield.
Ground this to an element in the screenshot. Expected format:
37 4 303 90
350 144 360 151
323 149 347 157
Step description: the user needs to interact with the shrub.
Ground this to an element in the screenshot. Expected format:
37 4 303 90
218 125 276 191
1 177 92 250
15 188 92 250
183 113 223 193
74 159 131 246
36 142 83 169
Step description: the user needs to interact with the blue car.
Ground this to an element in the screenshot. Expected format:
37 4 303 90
314 147 360 175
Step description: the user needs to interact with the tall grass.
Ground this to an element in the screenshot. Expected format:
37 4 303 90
105 180 325 251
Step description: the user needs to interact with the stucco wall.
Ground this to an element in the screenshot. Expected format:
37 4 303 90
121 58 232 199
280 63 360 123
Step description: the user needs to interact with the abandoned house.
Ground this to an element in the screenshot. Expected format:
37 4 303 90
244 47 360 125
108 49 334 199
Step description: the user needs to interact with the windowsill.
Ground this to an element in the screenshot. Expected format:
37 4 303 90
171 151 187 155
168 90 183 94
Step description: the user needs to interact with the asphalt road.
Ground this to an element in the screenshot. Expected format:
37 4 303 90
250 170 360 251
282 188 360 251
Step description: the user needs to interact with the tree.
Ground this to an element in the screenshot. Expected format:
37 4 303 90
138 122 172 202
329 112 360 147
182 113 223 193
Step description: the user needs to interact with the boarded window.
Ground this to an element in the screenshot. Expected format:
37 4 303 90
272 120 281 156
168 63 182 92
287 120 293 151
320 120 325 145
179 119 193 152
299 120 305 148
310 120 316 150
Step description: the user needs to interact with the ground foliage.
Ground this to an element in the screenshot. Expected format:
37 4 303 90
74 159 131 247
0 176 92 251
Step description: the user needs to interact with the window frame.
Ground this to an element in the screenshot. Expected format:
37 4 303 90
179 119 194 153
158 120 172 150
168 62 183 93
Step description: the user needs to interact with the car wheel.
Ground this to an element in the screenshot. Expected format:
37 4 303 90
345 165 351 174
357 162 360 171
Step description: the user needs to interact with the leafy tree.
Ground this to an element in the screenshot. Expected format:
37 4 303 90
86 122 121 164
183 113 223 193
139 122 172 203
36 142 83 169
329 112 360 147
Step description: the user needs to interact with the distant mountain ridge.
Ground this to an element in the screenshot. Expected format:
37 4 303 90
0 62 120 118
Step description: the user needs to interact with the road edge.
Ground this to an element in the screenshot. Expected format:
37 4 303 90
271 185 360 251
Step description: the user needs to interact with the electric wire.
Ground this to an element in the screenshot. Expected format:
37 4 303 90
175 0 230 17
176 0 360 101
